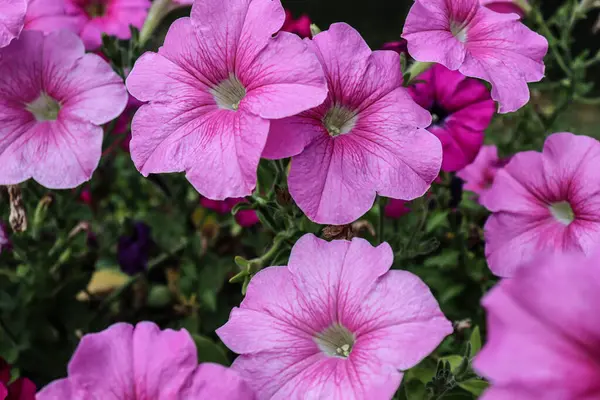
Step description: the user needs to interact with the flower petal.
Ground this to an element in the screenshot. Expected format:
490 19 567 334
241 32 327 120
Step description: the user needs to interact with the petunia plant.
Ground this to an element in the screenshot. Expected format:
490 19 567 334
1 0 600 399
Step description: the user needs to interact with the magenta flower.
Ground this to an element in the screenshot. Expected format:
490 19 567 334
385 199 411 219
263 23 442 225
0 358 36 400
475 250 600 399
217 234 452 399
37 322 255 399
0 30 127 189
382 40 408 55
64 0 150 50
480 0 530 17
0 0 26 48
201 197 259 228
483 133 600 277
457 145 508 201
402 0 547 113
409 64 495 172
0 223 10 254
126 0 327 201
23 0 84 35
281 9 312 38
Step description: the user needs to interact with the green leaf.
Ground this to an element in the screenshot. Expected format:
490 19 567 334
458 378 489 396
192 335 229 366
426 211 449 233
470 326 482 355
424 250 460 268
403 378 426 400
440 355 463 371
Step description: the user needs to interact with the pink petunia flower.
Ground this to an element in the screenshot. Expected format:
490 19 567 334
23 0 84 35
409 64 495 172
457 145 509 201
126 0 327 201
402 0 547 113
385 199 411 219
64 0 150 50
0 30 127 189
37 322 255 399
262 23 442 225
281 9 312 38
483 133 600 277
217 234 452 399
201 197 260 228
475 250 600 399
480 0 530 17
0 0 26 48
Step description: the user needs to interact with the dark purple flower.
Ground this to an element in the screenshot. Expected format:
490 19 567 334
118 222 153 275
409 64 495 172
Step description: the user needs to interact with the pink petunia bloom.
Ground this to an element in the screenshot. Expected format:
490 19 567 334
23 0 84 35
483 133 600 277
402 0 547 113
201 197 260 228
37 322 255 399
480 0 530 17
409 64 495 172
64 0 150 50
0 0 26 48
281 9 312 38
385 199 411 219
172 0 193 4
475 250 600 399
126 0 327 201
0 30 127 189
457 145 509 201
262 23 442 225
217 234 452 399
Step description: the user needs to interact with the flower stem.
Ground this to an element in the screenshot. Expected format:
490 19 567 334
139 0 176 46
404 61 434 86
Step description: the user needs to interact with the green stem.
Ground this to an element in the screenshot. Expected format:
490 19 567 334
0 318 18 348
404 61 434 86
139 0 176 46
530 8 571 77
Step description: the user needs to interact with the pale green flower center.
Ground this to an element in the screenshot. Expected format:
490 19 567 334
211 75 246 111
323 105 357 137
450 21 468 43
86 1 106 17
26 93 61 122
314 323 355 358
549 201 575 225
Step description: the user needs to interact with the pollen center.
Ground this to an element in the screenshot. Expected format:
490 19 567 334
314 323 355 358
26 93 61 122
549 201 575 225
323 105 357 137
85 1 107 17
450 21 468 43
211 75 246 111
